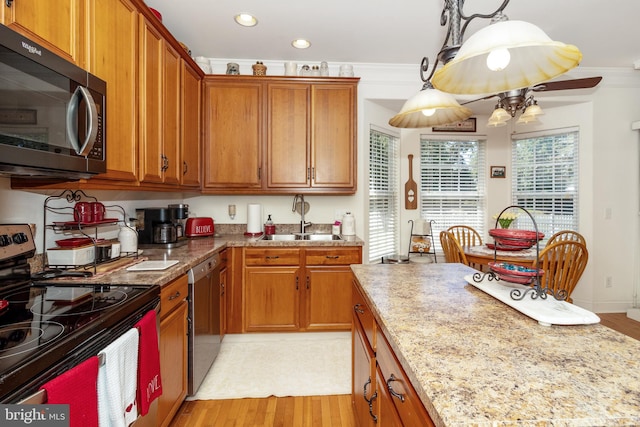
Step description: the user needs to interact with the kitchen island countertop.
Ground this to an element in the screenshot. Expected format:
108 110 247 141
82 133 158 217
351 262 640 427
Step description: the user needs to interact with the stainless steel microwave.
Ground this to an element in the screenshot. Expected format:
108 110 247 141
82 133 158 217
0 24 106 179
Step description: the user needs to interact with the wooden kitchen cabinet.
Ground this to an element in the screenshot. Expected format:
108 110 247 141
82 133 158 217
158 275 188 427
304 248 361 330
267 82 357 192
352 280 435 427
2 0 85 67
202 76 358 194
86 0 139 183
353 298 377 426
244 248 301 332
202 77 263 191
243 247 361 332
139 16 181 187
180 59 202 187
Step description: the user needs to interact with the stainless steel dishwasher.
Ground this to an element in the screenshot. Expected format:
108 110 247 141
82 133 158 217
187 253 221 396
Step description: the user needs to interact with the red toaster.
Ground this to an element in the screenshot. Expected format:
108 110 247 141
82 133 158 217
185 217 215 237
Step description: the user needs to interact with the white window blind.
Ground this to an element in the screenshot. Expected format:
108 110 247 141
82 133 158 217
369 127 399 263
511 129 579 237
419 138 487 251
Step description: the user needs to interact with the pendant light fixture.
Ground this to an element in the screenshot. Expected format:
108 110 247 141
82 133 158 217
389 58 472 128
390 0 581 128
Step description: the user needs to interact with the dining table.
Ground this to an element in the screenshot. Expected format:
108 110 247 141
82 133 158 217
463 244 539 271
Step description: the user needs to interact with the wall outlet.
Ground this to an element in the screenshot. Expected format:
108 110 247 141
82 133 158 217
605 276 613 288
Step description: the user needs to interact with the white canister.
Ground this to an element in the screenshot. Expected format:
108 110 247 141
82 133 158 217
284 61 297 76
342 212 356 236
118 223 138 254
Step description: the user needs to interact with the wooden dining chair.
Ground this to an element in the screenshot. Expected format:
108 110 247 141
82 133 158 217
534 240 588 303
546 230 586 246
447 225 483 246
439 230 469 265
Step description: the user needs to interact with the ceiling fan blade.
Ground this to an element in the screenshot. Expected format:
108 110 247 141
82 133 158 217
532 76 602 92
460 94 496 105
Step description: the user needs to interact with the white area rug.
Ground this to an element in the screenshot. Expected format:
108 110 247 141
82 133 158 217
188 332 352 400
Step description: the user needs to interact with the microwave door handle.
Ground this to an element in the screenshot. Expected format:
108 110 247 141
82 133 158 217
66 86 98 157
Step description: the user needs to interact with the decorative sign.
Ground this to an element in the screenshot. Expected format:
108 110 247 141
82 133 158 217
432 117 476 132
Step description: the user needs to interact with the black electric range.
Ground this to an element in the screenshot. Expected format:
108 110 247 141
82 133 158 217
0 224 159 403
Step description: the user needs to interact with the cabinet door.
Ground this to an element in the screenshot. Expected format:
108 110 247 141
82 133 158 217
311 84 357 189
376 365 404 427
220 265 228 338
244 266 299 331
138 16 164 184
180 60 202 187
353 316 377 427
3 0 84 66
87 0 139 183
161 41 181 186
304 266 352 330
203 78 263 190
267 83 310 188
158 301 188 427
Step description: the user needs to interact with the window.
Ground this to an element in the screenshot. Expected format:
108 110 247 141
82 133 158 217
368 127 399 263
419 138 487 251
511 129 579 237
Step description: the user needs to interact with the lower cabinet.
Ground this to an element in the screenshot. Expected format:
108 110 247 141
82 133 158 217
352 280 435 427
243 246 361 332
157 275 188 427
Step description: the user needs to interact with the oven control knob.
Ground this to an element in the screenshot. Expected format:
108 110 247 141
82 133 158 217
12 233 28 244
0 234 11 247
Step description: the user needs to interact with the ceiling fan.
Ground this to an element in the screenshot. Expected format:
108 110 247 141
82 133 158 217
462 76 602 125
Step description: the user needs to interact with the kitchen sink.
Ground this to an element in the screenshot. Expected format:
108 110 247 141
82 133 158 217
261 233 342 241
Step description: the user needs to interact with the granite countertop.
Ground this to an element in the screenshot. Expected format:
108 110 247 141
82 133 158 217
350 262 640 427
66 233 363 287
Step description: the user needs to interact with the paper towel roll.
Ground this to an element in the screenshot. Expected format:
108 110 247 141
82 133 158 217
414 219 431 235
247 204 262 234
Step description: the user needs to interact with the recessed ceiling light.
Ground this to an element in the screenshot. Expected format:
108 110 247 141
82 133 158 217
234 13 257 27
292 39 311 49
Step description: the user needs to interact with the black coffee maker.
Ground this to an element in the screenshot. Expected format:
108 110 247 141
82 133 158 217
136 206 187 248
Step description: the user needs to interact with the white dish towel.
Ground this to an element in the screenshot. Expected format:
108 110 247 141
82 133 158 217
97 328 139 427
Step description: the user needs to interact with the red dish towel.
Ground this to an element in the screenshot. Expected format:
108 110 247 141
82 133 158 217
40 355 99 427
135 310 162 416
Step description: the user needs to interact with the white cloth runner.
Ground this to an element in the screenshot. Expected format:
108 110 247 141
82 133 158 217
97 328 139 427
468 244 539 258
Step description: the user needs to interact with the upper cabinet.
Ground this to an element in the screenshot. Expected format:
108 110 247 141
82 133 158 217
2 0 86 67
9 0 203 192
202 77 264 191
86 0 139 183
202 76 359 194
180 60 202 187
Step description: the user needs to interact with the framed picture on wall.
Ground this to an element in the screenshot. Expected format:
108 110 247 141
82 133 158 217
491 166 506 178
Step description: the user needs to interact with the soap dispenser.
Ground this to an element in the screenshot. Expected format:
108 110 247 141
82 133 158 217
265 214 276 235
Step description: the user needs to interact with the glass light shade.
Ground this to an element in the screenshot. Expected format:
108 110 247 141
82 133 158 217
523 103 544 117
487 118 508 128
488 107 511 122
516 114 540 125
432 20 582 94
389 87 472 128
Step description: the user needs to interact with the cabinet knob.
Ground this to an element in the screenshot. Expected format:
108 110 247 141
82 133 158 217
354 303 365 314
6 0 13 7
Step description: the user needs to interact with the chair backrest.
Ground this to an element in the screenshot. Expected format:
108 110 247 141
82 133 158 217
547 230 586 246
440 230 469 264
535 240 588 303
447 225 483 246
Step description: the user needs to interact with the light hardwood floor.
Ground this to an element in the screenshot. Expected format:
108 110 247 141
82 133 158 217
169 314 639 427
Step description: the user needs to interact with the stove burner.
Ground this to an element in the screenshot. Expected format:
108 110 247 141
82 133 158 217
0 321 64 359
30 289 128 317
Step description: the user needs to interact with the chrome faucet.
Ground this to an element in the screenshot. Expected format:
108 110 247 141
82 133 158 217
292 194 312 234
